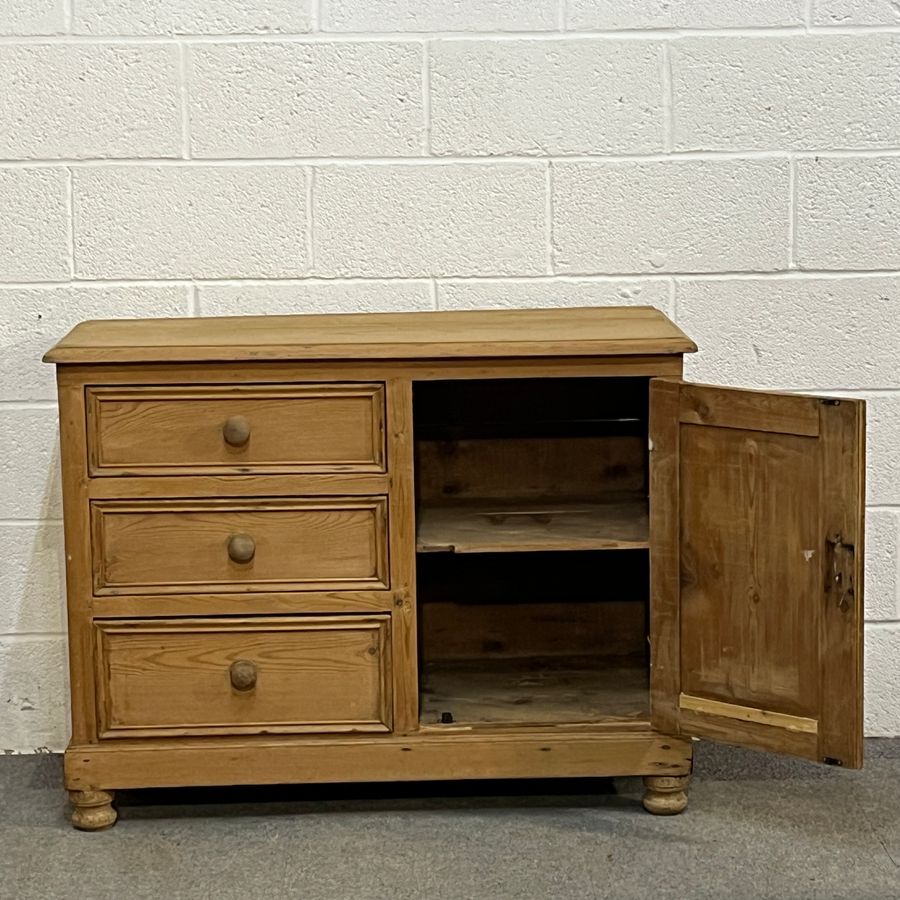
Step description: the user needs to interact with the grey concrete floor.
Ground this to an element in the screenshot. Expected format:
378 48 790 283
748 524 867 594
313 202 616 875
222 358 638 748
1 741 898 900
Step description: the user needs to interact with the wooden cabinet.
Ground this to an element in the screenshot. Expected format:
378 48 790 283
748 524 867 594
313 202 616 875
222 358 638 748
44 307 865 831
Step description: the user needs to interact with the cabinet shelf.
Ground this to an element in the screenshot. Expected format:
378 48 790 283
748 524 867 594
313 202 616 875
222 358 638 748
415 496 649 554
420 655 649 727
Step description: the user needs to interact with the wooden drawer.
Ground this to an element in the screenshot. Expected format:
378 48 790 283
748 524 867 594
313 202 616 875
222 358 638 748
94 616 392 737
87 384 386 475
91 497 389 595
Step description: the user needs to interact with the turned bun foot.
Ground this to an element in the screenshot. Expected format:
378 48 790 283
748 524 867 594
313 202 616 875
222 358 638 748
642 775 689 815
69 790 117 831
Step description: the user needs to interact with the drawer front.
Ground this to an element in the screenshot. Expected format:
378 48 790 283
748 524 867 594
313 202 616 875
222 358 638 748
87 384 386 475
92 497 389 595
95 616 392 737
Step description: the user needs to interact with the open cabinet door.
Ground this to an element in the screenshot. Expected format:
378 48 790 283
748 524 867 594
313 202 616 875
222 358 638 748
649 380 865 767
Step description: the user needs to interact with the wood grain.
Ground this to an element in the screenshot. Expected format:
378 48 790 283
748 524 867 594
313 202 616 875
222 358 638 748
650 380 866 766
88 384 385 476
69 790 117 831
416 497 649 553
679 383 820 436
420 656 649 727
44 307 697 364
679 694 817 734
65 732 693 791
385 378 419 734
415 436 645 502
416 547 649 684
677 707 818 760
648 378 681 734
90 590 399 617
419 598 646 661
92 497 389 594
679 423 820 718
818 398 865 768
56 369 98 743
46 305 869 813
44 355 685 388
87 473 390 500
94 616 392 737
642 774 689 815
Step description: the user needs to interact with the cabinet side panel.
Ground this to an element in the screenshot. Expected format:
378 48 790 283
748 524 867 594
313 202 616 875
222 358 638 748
649 378 682 732
57 369 97 745
386 378 418 734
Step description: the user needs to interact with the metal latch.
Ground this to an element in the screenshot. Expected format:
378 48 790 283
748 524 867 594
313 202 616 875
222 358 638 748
826 533 855 613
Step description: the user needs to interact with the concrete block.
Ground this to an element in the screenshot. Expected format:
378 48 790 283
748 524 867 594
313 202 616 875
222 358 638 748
0 168 68 282
74 166 308 279
553 160 789 274
313 163 546 277
190 42 422 158
431 39 662 155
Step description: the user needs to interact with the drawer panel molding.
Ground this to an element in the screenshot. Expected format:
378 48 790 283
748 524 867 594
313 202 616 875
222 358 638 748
87 384 386 476
91 497 389 595
94 616 392 738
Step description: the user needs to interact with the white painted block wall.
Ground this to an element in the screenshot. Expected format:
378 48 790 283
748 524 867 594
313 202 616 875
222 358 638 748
1 0 899 752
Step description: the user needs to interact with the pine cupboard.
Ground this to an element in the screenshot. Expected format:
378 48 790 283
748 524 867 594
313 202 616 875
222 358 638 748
43 307 865 831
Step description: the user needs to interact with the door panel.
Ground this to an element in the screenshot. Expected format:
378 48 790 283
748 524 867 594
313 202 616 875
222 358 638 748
679 424 820 717
650 379 864 767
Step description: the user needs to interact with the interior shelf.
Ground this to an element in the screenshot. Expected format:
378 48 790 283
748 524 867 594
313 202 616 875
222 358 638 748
416 496 649 554
420 655 649 727
413 377 653 732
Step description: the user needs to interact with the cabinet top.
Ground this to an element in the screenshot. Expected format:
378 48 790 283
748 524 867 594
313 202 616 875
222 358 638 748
44 306 696 365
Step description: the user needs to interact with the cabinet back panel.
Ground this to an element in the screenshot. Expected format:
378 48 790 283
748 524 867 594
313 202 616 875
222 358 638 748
420 600 645 661
413 377 648 431
416 436 644 502
417 551 648 662
413 377 649 503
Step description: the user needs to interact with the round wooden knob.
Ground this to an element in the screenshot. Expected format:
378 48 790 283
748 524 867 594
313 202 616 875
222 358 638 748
229 660 257 692
222 415 251 447
227 533 255 563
